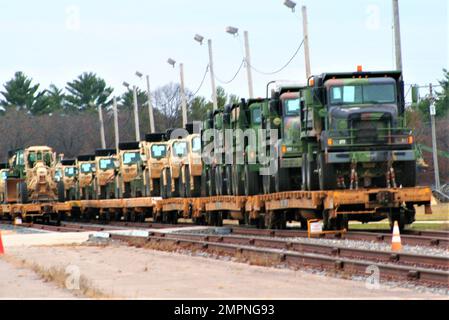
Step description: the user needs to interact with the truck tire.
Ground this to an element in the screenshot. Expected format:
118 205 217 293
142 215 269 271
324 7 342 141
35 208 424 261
225 165 232 196
275 168 290 193
215 166 225 196
19 182 28 204
244 165 259 196
232 166 244 196
318 153 337 190
208 167 216 197
184 166 191 198
397 161 417 188
306 155 319 191
151 179 161 197
57 181 65 203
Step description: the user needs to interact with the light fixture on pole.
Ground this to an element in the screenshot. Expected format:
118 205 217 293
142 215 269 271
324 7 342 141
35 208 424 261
136 71 155 133
225 26 254 98
283 0 296 12
194 33 218 111
167 58 188 127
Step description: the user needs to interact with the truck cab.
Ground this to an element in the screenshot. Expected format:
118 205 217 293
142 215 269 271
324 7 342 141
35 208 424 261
118 142 144 198
94 149 118 199
55 159 78 201
76 155 96 200
141 133 168 197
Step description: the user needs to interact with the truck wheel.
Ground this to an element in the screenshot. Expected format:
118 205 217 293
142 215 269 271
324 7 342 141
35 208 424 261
100 186 107 200
232 166 244 196
208 167 216 197
225 165 232 196
307 156 319 191
184 166 191 198
318 153 337 190
275 168 290 193
57 181 65 203
19 182 28 204
397 161 417 187
244 165 259 196
151 179 161 197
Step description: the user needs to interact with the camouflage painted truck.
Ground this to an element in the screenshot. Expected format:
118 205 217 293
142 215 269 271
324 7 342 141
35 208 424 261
299 69 417 229
141 133 168 197
93 149 118 199
76 154 96 200
55 159 78 201
4 146 63 203
117 142 144 198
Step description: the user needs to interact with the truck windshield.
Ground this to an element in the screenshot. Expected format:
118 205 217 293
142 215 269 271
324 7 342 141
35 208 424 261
191 137 201 154
64 167 76 177
173 142 188 157
80 163 93 173
329 84 396 105
123 152 140 165
283 99 300 116
151 145 167 159
99 159 115 170
251 107 261 124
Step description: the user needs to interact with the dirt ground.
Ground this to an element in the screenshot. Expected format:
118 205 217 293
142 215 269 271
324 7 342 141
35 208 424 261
1 243 446 299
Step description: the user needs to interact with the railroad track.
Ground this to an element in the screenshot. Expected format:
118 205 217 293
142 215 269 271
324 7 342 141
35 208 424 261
109 232 449 289
231 227 449 249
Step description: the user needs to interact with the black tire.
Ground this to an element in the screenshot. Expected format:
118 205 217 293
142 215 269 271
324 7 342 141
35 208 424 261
167 170 173 198
179 168 185 198
185 166 191 198
232 166 244 196
275 168 290 193
244 165 259 196
318 153 337 190
397 161 417 188
57 181 65 203
19 182 28 204
124 182 132 198
201 169 208 197
192 176 201 197
225 165 232 196
215 166 225 196
151 179 161 197
100 186 107 200
208 167 216 197
306 155 319 191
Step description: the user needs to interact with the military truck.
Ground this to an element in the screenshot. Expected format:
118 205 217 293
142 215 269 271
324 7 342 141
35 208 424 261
160 130 189 199
0 163 8 203
301 70 416 191
76 154 96 200
180 123 202 198
4 146 63 203
229 98 266 196
141 133 168 197
117 142 144 198
93 149 118 199
55 159 78 201
261 83 304 193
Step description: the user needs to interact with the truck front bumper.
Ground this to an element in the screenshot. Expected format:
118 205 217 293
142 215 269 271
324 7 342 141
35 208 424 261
327 150 415 164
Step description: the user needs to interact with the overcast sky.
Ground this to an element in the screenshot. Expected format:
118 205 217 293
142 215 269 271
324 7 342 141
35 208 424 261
0 0 447 101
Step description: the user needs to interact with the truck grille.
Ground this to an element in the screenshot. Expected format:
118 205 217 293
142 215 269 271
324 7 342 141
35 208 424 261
352 120 389 144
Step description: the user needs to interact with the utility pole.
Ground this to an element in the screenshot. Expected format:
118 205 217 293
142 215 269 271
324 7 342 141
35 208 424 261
208 39 218 111
132 86 141 141
145 75 155 133
179 63 188 128
113 97 120 152
429 83 441 190
392 0 403 71
97 104 106 149
302 6 312 79
243 31 255 99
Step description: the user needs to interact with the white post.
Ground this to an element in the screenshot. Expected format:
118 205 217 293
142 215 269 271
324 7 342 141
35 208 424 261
243 31 255 99
133 86 141 141
392 0 403 71
98 104 106 149
302 6 312 79
179 63 188 127
113 97 120 151
208 39 218 111
146 75 155 133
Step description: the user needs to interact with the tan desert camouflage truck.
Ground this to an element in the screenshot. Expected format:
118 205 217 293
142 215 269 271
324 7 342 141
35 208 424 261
93 149 118 199
0 163 8 203
141 133 168 197
5 146 63 203
55 159 78 201
76 154 96 200
117 142 144 198
180 123 202 197
160 129 189 199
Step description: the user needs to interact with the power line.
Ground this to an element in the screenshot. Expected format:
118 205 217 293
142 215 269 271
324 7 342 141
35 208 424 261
215 59 245 84
248 38 305 76
191 65 210 97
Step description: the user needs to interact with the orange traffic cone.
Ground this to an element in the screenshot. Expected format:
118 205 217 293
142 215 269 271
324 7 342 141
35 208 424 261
391 221 402 251
0 231 4 255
